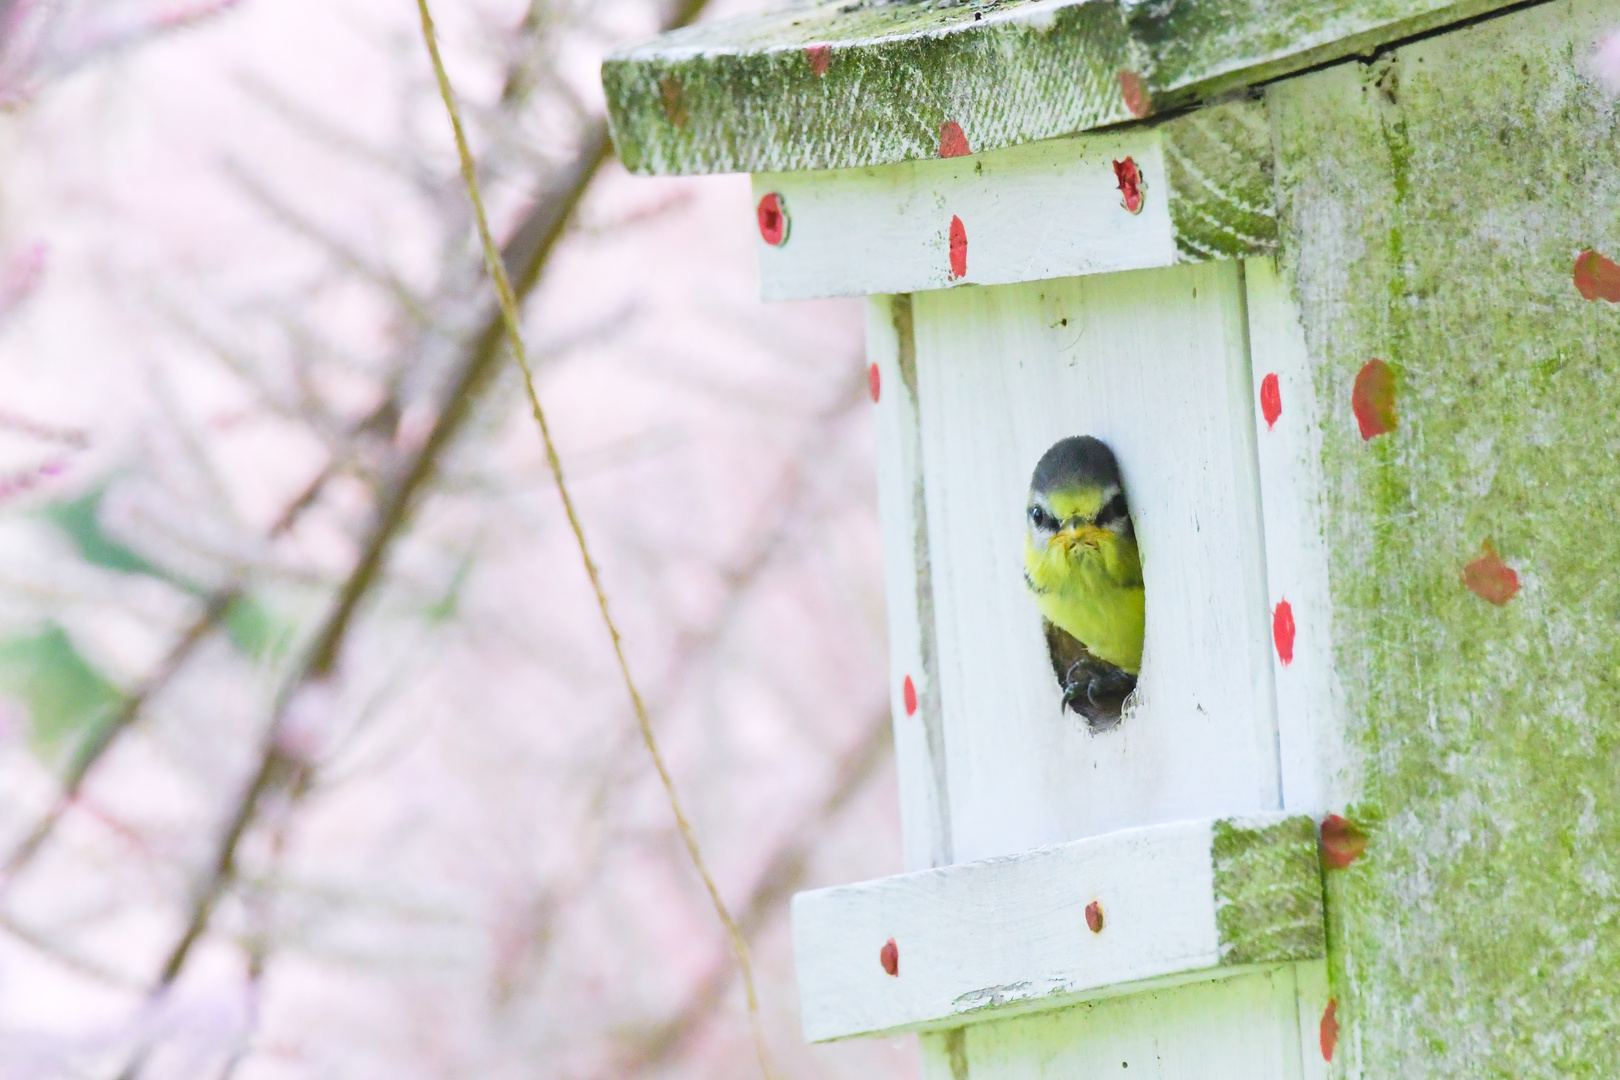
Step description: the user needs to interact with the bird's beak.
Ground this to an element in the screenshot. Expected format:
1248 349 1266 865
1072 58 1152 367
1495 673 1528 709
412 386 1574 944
1051 523 1111 553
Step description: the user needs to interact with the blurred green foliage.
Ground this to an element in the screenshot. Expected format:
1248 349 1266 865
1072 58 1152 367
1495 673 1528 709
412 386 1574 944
224 593 294 660
43 487 167 579
0 624 120 760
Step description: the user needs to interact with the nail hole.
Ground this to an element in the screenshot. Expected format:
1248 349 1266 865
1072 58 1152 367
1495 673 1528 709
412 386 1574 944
756 193 789 246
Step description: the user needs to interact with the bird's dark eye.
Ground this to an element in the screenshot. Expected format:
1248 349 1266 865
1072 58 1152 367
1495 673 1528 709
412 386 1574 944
1028 506 1055 530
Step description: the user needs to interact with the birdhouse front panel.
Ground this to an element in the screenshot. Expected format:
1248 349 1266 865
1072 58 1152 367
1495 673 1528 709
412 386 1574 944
602 0 1620 1075
906 263 1279 863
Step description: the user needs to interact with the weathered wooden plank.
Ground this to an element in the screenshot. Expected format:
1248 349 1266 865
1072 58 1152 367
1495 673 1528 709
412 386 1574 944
1242 256 1348 817
910 262 1280 864
963 965 1308 1080
751 99 1277 300
1293 959 1331 1080
753 128 1173 301
602 0 1526 176
867 295 953 871
792 813 1322 1041
1268 0 1620 1073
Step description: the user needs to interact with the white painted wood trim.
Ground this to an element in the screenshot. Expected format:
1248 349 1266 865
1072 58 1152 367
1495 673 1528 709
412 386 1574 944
908 265 1282 863
1243 257 1350 816
792 813 1322 1042
960 964 1314 1080
755 129 1175 301
1294 959 1333 1080
752 100 1276 301
867 295 953 870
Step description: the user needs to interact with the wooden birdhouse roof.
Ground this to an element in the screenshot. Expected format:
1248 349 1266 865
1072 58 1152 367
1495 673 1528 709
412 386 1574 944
602 0 1522 176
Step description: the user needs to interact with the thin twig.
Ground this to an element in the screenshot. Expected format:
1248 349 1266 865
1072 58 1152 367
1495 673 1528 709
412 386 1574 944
618 711 893 1075
0 908 142 988
116 130 616 1042
99 4 707 1074
222 160 440 330
411 2 775 1076
0 460 333 883
111 75 614 1080
236 71 437 194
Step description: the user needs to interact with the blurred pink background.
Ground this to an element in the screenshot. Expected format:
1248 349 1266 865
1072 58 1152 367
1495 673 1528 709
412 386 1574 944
0 1 913 1077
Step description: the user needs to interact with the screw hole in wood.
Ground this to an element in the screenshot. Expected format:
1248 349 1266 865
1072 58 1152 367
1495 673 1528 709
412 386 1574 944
1272 599 1295 665
879 938 898 976
1260 372 1281 429
938 120 971 158
1320 999 1339 1061
1113 157 1145 214
1321 814 1367 869
1352 358 1397 439
948 215 967 279
756 192 789 246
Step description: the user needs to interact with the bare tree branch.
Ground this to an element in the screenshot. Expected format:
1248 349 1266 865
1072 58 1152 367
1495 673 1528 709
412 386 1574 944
614 709 894 1076
236 71 438 194
0 458 334 882
114 108 624 1080
221 159 441 330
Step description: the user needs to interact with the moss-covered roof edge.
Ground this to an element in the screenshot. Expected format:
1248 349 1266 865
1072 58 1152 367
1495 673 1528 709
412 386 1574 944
602 0 1526 175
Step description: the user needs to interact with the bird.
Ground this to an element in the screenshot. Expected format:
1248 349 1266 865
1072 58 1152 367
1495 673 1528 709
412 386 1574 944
1023 436 1145 730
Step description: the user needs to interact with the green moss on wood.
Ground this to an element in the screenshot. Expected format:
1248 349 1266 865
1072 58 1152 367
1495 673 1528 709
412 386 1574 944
1274 0 1620 1071
1162 97 1279 261
1212 816 1326 965
603 2 1135 176
602 0 1525 175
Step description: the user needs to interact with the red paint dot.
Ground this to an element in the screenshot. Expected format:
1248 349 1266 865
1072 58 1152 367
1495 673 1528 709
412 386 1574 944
1351 358 1397 440
1112 157 1144 215
659 76 686 127
805 45 832 77
1085 900 1104 934
938 120 971 158
756 193 789 247
902 674 917 716
1260 373 1282 429
1574 249 1620 302
880 938 899 977
1463 539 1520 606
1321 814 1368 869
1320 999 1339 1061
948 215 967 280
1272 599 1295 666
1118 70 1152 118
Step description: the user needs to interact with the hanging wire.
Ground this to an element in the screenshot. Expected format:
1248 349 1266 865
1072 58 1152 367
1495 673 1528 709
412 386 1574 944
410 3 775 1076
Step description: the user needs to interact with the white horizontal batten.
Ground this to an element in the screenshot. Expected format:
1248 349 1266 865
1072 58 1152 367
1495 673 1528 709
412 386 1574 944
753 130 1172 301
752 99 1276 300
793 813 1322 1042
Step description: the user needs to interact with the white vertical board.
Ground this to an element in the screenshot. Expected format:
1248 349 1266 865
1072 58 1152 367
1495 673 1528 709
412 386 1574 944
1243 258 1350 816
964 966 1306 1080
911 262 1281 864
1293 960 1332 1080
867 295 952 871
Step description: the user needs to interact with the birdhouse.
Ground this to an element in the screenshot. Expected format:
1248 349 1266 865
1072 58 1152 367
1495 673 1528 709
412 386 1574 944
603 0 1620 1075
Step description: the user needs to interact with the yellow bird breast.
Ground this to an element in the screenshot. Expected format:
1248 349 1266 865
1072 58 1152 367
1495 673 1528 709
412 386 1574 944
1024 527 1145 674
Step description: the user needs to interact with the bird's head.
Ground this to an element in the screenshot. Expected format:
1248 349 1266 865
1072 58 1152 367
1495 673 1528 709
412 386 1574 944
1026 436 1133 557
